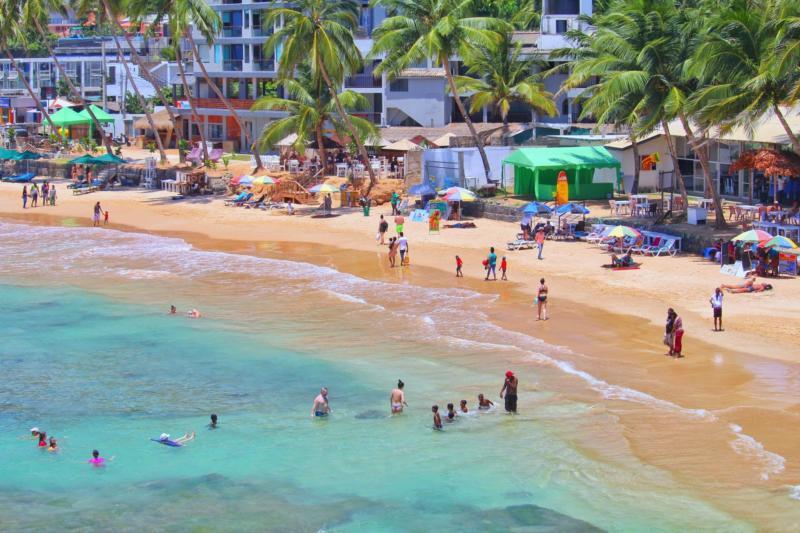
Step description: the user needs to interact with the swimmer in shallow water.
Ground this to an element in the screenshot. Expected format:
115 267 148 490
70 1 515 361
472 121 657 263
170 305 177 315
432 405 442 430
155 432 195 447
390 380 407 414
88 449 113 466
311 388 331 417
38 432 48 448
478 394 494 410
187 308 201 319
208 414 218 429
446 403 456 422
48 437 58 452
30 427 41 439
459 400 469 413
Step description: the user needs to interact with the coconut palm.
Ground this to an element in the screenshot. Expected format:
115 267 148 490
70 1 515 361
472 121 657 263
264 0 376 188
252 69 377 168
456 31 556 141
21 0 114 154
773 0 800 147
0 4 56 132
691 0 800 154
371 0 505 181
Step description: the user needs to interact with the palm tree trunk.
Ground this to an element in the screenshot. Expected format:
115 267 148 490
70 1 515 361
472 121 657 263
33 18 113 156
3 48 56 131
186 32 263 171
315 58 377 193
315 124 328 176
176 45 209 163
678 113 726 228
116 21 183 149
630 130 640 195
501 113 510 146
773 104 800 155
661 120 688 215
105 28 168 164
444 59 491 181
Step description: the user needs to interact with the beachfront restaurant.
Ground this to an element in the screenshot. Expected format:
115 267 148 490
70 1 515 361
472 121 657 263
502 146 621 200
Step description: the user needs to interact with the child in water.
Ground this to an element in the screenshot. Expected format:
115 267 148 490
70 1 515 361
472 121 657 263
208 414 218 429
459 400 469 413
38 432 48 448
432 405 442 430
455 255 463 277
446 403 456 422
48 437 58 452
478 394 494 409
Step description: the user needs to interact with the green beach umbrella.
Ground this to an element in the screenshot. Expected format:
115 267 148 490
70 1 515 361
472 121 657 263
79 105 115 124
93 153 125 165
49 107 91 127
9 150 42 161
70 154 99 165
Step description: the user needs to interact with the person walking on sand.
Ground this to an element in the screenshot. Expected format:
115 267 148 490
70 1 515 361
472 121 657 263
21 185 28 209
390 380 407 414
388 237 397 267
710 288 723 332
500 370 518 413
48 184 56 206
500 256 508 280
455 255 463 277
397 232 409 266
535 227 545 260
390 191 399 215
664 309 675 355
485 247 497 281
671 310 684 358
92 202 103 227
536 278 548 320
311 387 331 417
378 215 388 245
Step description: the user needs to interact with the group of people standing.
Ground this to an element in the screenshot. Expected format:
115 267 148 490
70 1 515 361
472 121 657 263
378 214 409 267
21 182 56 209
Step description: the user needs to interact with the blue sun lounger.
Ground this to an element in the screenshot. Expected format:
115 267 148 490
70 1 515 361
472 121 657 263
2 172 35 183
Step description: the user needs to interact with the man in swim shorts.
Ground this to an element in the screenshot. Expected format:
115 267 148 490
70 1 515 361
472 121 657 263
500 371 518 413
390 380 407 414
311 388 331 417
432 405 442 430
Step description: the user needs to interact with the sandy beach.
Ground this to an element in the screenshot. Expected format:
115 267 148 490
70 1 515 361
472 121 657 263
3 180 800 525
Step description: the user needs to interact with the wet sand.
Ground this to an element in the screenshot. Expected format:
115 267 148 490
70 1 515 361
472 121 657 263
3 184 800 525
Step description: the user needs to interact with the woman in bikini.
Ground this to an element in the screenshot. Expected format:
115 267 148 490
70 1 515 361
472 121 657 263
537 278 548 320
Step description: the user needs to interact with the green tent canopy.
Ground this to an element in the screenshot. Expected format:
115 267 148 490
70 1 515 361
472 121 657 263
10 150 42 161
503 146 621 200
79 105 115 124
49 107 91 127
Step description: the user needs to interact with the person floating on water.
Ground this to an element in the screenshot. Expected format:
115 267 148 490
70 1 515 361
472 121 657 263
390 380 407 414
478 394 494 410
208 414 218 429
311 388 331 417
153 432 196 447
432 405 442 430
500 371 518 414
446 403 457 422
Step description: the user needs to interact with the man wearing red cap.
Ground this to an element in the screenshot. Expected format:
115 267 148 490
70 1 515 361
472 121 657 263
500 371 518 413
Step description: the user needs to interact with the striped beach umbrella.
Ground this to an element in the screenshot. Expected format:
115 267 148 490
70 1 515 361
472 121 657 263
309 183 340 194
732 229 772 243
761 235 797 249
606 225 641 239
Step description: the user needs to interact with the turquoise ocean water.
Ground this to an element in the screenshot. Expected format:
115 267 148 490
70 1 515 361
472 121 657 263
0 220 785 530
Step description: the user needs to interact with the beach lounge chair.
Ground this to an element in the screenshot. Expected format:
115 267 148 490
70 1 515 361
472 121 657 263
230 192 253 207
208 149 223 163
585 225 610 243
507 238 535 251
645 238 678 257
2 172 35 183
244 194 267 208
185 146 202 163
224 192 249 206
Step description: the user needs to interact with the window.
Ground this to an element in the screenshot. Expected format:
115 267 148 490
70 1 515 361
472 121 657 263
556 20 568 34
107 66 116 84
547 0 580 15
560 98 569 116
209 124 223 140
389 79 408 92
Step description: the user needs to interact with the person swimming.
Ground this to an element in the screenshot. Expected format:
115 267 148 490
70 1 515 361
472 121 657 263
459 400 469 413
30 427 41 439
478 394 494 410
446 403 456 422
38 432 48 448
170 305 177 315
88 449 108 466
48 437 58 452
187 309 202 319
153 432 196 447
390 380 407 414
208 414 218 429
311 388 331 417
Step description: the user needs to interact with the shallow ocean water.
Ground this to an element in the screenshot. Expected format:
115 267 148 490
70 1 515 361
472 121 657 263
0 220 783 530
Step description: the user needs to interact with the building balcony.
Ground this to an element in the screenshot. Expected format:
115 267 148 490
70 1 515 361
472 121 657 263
252 27 273 37
222 27 243 37
344 74 381 89
253 59 275 72
191 97 256 110
351 111 383 125
223 60 244 71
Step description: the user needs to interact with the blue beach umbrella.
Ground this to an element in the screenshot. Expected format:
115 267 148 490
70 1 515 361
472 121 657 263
555 202 590 215
523 202 553 215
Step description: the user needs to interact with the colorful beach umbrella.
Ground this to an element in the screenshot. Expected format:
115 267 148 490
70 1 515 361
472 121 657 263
443 187 477 202
761 235 797 249
606 225 641 239
251 176 276 185
522 202 552 215
309 183 340 194
237 175 255 186
732 229 772 243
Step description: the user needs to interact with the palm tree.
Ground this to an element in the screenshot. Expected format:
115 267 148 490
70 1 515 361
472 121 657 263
456 31 556 142
772 0 800 151
691 0 800 154
371 0 504 182
264 0 376 189
0 4 56 132
252 70 377 168
21 0 114 155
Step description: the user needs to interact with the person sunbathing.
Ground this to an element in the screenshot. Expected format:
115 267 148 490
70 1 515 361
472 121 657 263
725 282 773 294
610 251 634 267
